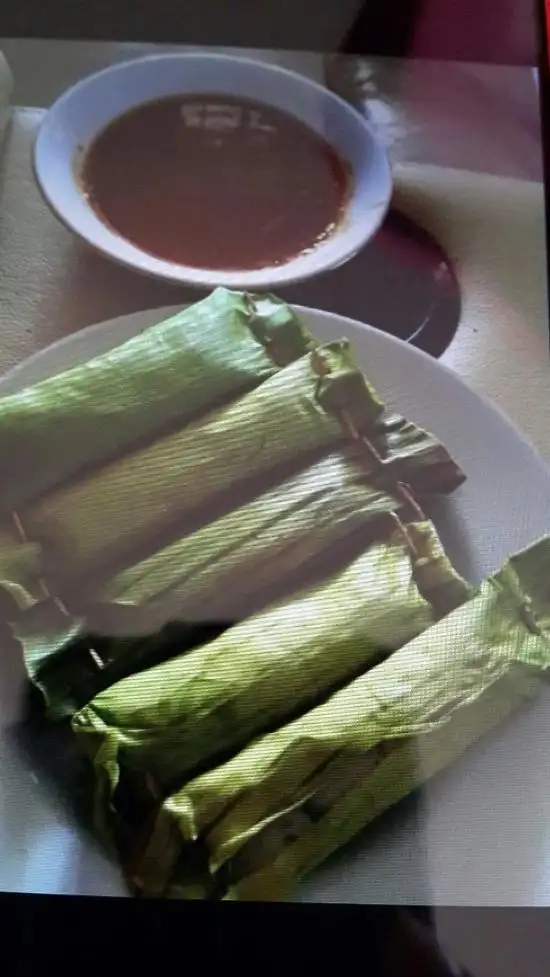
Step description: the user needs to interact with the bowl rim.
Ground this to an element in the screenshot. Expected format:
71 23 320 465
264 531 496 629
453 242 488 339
33 51 393 289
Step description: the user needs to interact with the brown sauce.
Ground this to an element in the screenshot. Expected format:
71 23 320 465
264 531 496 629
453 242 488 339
81 94 349 271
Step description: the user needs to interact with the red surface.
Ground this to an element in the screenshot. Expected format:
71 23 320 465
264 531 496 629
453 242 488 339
412 0 536 65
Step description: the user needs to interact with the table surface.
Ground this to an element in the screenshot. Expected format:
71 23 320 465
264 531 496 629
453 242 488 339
0 40 549 947
1 38 543 180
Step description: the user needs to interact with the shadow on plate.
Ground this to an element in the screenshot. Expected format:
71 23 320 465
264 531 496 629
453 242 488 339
281 209 462 359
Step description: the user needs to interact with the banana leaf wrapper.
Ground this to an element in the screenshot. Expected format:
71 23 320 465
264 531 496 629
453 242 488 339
91 425 464 633
0 524 46 611
0 289 312 513
18 447 408 719
1 342 465 616
6 341 385 596
15 411 465 719
139 535 550 901
72 520 471 844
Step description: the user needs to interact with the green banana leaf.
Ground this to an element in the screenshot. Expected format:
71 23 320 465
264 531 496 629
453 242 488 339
18 447 405 719
0 342 464 618
138 535 550 901
377 412 465 496
15 410 465 720
91 429 464 633
8 341 383 595
0 289 313 513
72 520 471 845
0 523 46 611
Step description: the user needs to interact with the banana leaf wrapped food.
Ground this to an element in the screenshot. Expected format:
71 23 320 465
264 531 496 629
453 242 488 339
136 535 550 901
15 449 411 719
0 288 313 513
6 342 384 594
0 340 464 612
72 519 472 843
0 523 46 612
90 423 464 631
20 416 466 720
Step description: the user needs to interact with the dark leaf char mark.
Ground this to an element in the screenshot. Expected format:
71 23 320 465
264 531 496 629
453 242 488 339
112 766 162 862
36 621 231 716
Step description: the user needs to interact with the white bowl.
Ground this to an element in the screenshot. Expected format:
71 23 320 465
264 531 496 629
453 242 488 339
34 53 393 290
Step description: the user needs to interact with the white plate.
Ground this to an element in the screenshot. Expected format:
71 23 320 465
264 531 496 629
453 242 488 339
33 53 392 290
1 305 550 905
